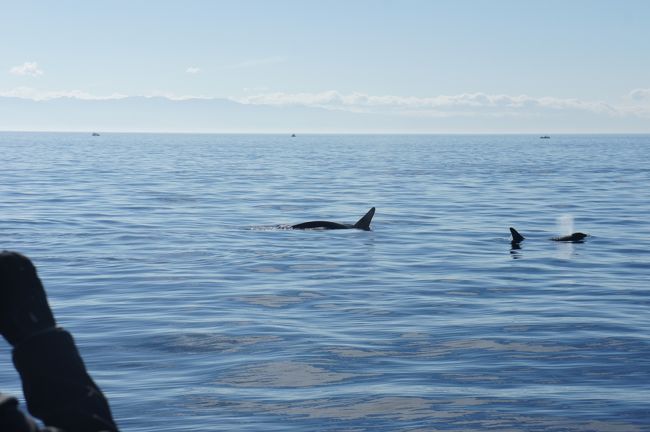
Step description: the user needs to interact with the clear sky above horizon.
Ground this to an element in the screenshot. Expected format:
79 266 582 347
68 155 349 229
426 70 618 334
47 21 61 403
2 0 650 132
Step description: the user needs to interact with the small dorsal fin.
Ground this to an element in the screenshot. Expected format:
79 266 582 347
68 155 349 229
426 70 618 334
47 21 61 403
353 207 375 230
509 227 525 243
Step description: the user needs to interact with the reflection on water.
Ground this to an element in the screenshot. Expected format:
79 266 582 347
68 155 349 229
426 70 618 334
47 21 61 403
185 395 645 431
219 361 356 387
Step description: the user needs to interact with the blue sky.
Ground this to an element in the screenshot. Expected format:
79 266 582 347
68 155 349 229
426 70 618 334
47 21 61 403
2 0 650 132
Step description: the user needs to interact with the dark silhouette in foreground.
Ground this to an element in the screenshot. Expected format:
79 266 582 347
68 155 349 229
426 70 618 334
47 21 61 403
0 251 120 432
509 227 589 246
291 207 375 231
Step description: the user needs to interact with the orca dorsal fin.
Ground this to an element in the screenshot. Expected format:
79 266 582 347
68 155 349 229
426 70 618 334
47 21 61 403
353 207 375 230
509 227 525 243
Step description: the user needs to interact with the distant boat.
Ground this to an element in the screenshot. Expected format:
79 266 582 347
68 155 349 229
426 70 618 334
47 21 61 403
539 135 550 139
92 132 100 136
291 134 296 137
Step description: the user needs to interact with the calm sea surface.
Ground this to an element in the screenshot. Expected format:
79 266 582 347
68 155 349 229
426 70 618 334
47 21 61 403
1 133 649 431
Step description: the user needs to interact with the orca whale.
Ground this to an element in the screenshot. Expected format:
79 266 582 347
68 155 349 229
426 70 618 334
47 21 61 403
509 227 588 243
551 232 588 242
291 207 375 231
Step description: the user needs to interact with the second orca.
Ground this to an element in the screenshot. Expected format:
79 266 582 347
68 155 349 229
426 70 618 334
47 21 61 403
509 227 588 244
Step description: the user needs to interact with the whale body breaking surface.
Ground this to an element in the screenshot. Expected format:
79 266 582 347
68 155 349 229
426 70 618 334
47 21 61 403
291 207 375 231
509 227 589 245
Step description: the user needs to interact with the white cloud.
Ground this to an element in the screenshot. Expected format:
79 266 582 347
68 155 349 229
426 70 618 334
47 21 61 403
186 67 202 74
233 91 622 117
629 88 650 102
9 62 44 77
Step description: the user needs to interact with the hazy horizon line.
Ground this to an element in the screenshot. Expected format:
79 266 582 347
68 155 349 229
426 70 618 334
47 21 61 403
2 130 649 136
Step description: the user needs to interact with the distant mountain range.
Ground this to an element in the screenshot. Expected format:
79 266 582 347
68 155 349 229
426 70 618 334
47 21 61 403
1 95 648 133
0 96 398 133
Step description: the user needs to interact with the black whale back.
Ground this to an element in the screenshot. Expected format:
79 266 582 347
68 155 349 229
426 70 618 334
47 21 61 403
291 207 375 231
291 221 350 230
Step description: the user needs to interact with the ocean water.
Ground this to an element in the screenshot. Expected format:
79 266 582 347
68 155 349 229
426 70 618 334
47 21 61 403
1 132 649 431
